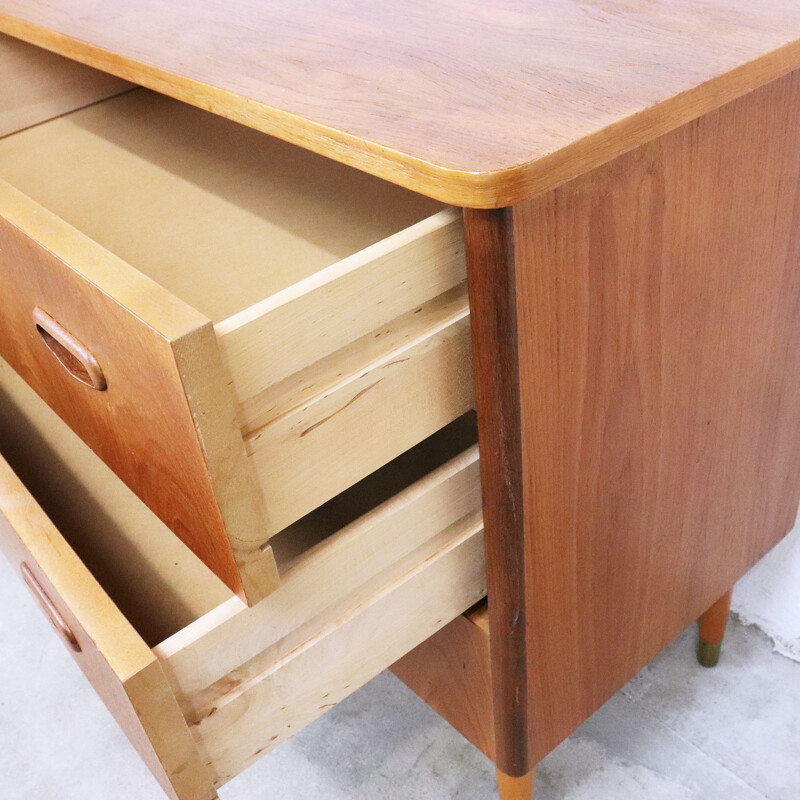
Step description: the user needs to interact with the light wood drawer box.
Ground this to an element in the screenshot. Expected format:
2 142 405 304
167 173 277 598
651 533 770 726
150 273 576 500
0 356 485 798
0 36 471 604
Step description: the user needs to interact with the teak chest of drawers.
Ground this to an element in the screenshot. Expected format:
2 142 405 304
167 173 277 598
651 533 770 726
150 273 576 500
2 3 800 798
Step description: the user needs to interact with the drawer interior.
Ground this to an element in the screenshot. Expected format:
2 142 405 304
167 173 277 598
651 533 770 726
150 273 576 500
0 87 443 324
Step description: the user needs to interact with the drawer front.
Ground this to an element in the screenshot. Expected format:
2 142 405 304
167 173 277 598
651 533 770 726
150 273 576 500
0 179 278 603
0 451 216 800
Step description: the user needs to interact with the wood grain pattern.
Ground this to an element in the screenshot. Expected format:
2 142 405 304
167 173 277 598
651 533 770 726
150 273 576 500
0 180 279 604
0 453 216 800
464 208 529 776
183 518 486 788
3 3 800 205
390 601 495 761
158 442 481 701
473 69 800 769
0 32 129 138
238 284 469 436
217 209 464 404
246 302 474 535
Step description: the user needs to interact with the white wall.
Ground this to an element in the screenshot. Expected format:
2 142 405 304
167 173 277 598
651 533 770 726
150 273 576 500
733 508 800 663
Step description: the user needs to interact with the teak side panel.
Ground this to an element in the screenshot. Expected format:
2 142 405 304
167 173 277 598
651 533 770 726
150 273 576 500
469 69 800 771
0 181 278 603
3 3 800 205
0 32 130 138
0 454 216 800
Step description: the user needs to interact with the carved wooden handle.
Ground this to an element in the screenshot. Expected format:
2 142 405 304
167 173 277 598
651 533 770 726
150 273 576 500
33 307 107 391
21 562 82 653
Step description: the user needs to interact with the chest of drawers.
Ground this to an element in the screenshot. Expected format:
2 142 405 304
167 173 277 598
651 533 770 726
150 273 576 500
2 4 800 799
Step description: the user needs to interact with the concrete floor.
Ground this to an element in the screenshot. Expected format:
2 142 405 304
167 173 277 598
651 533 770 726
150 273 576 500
1 525 798 799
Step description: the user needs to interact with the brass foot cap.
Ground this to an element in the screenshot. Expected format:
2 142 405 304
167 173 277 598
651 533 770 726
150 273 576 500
697 640 722 668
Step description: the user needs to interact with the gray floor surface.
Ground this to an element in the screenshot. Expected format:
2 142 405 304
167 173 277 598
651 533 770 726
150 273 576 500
1 525 798 800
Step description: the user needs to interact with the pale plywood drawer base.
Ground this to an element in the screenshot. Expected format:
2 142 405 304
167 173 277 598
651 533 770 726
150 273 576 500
0 34 470 603
0 357 485 796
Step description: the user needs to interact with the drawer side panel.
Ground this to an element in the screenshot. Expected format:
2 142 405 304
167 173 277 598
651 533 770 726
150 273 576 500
185 520 486 787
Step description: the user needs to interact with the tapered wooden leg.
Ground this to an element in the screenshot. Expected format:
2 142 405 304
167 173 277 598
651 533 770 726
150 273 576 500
497 767 535 800
697 589 733 667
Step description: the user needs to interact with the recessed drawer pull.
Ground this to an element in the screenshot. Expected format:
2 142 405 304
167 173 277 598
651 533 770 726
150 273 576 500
20 562 82 653
32 307 107 391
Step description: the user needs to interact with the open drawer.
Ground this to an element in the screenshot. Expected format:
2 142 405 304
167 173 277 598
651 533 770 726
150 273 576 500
0 357 485 797
0 34 470 603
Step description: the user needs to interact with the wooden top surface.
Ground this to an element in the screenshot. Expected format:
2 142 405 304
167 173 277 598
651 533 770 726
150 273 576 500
2 1 800 207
